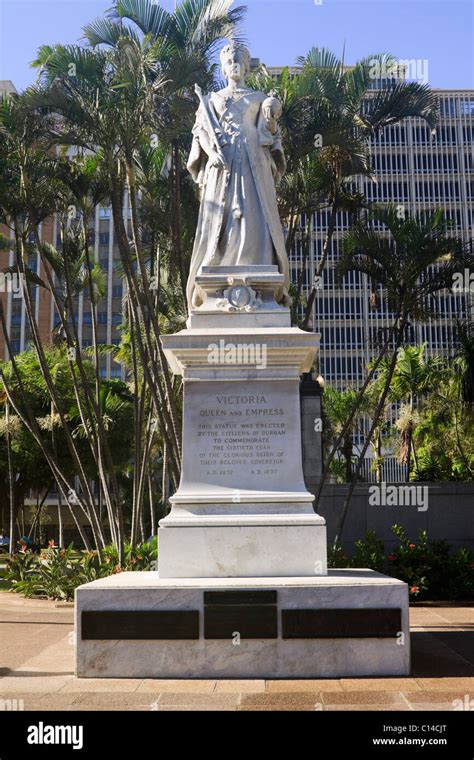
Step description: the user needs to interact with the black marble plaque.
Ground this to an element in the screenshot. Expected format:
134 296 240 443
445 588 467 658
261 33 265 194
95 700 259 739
204 605 278 639
282 608 402 638
81 610 199 640
204 590 277 606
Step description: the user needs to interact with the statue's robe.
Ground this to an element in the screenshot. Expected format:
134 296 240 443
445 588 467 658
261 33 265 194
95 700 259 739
186 88 290 309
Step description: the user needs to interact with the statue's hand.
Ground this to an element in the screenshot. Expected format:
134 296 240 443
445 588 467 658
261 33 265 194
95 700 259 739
208 149 227 170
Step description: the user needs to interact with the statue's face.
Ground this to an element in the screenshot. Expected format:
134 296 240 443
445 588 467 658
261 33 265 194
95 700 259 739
223 50 247 83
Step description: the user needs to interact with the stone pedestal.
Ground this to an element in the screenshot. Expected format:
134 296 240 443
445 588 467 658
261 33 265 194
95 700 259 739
75 571 410 678
74 264 411 679
159 266 327 578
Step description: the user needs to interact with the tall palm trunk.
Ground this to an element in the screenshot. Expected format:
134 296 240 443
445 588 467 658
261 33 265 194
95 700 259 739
6 400 15 557
170 141 187 304
57 492 64 549
333 316 407 547
129 300 145 547
134 403 156 546
51 400 64 548
313 319 399 511
45 218 124 561
162 441 169 513
302 202 338 329
126 162 182 456
80 212 126 558
148 467 156 537
291 219 311 325
14 227 106 552
110 176 181 486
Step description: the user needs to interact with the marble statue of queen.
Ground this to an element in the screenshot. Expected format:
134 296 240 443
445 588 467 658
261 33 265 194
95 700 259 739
186 42 291 310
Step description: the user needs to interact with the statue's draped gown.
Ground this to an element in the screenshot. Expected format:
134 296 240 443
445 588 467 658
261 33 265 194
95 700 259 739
186 88 290 309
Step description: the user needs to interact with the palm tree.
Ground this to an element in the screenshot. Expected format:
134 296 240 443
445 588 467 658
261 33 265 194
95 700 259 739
371 344 445 480
323 387 364 483
31 2 246 501
295 48 439 329
454 319 474 407
31 40 183 485
332 204 472 544
248 63 371 324
83 0 246 302
0 93 107 555
414 365 474 480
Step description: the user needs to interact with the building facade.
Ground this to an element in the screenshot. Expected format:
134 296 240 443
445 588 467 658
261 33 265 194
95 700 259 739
268 69 473 480
288 87 474 389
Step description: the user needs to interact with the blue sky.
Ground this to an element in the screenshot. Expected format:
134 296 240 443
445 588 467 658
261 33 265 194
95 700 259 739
1 0 473 91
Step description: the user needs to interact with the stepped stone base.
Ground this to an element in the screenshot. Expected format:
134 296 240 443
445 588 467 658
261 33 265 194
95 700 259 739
75 570 410 678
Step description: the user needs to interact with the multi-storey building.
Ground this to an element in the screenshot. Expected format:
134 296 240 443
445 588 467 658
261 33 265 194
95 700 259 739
266 69 473 389
52 201 126 379
307 90 473 391
267 68 474 479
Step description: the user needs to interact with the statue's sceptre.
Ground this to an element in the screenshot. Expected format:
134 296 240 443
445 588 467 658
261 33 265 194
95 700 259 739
194 84 229 173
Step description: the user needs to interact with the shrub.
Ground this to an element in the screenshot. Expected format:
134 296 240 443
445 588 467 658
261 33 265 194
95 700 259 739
4 538 158 601
387 524 474 601
328 526 473 601
328 531 385 572
327 542 351 568
352 530 385 572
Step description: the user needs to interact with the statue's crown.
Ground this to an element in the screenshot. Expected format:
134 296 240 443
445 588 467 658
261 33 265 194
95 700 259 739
220 41 251 65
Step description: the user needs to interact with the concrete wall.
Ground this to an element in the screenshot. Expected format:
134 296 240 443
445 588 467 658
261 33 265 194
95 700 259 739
312 482 474 553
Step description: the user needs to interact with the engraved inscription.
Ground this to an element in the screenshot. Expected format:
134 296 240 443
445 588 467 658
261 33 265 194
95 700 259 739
196 393 287 477
182 379 306 493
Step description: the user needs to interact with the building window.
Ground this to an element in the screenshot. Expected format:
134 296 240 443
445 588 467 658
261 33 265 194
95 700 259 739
460 99 474 116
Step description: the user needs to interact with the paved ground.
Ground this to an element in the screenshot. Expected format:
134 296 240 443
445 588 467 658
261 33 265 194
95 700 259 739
1 593 473 711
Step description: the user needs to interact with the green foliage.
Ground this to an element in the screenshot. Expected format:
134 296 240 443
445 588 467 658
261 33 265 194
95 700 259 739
328 531 385 571
4 539 158 600
329 526 473 601
340 205 472 324
414 373 474 480
387 524 474 601
323 386 366 482
352 530 385 572
98 536 158 574
327 541 351 569
3 550 39 585
387 525 429 598
0 345 135 479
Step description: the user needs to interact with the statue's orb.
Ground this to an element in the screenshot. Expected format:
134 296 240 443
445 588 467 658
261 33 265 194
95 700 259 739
228 286 251 308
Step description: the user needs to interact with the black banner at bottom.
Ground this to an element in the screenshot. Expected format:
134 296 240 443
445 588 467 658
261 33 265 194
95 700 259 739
0 710 472 758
